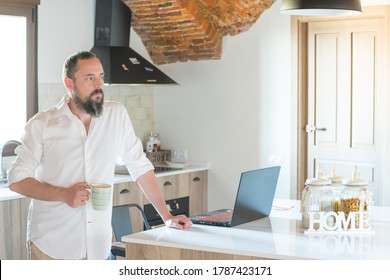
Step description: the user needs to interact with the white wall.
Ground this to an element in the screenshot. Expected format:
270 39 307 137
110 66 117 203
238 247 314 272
38 0 95 83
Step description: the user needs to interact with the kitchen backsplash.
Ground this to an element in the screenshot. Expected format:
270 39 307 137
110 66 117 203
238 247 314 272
38 83 155 144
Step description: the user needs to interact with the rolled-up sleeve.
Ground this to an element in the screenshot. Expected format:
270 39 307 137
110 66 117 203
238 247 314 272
8 114 44 184
115 104 154 181
123 137 153 181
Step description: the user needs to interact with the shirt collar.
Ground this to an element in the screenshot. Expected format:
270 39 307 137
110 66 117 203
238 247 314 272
55 95 74 118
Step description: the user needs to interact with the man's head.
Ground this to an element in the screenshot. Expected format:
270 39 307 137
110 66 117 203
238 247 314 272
63 51 105 117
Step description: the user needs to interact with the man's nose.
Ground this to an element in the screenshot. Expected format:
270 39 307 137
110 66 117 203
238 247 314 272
95 78 104 88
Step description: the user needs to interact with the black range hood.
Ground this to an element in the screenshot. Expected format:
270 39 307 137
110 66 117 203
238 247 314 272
91 0 177 85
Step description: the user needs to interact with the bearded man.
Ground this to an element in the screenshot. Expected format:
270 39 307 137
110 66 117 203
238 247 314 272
9 51 192 260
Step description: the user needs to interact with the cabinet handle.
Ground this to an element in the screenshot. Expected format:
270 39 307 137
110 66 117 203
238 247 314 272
192 177 201 182
163 181 172 187
119 189 130 194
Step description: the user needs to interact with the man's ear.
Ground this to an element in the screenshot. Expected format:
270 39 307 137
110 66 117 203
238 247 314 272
64 77 74 91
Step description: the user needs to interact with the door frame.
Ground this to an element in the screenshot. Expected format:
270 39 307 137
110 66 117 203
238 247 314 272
290 6 390 200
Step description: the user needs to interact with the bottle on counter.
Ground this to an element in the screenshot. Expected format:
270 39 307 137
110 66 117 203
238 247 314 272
301 166 334 229
146 132 161 152
339 166 372 230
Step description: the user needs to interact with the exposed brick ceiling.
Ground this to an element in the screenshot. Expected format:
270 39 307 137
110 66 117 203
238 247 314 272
122 0 275 65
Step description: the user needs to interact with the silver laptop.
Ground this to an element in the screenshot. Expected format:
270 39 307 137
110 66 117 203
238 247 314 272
190 166 281 227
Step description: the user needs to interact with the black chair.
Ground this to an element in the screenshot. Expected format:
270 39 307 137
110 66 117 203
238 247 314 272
111 203 150 259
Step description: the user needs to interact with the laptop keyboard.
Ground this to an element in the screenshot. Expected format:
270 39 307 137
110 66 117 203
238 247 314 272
198 211 233 222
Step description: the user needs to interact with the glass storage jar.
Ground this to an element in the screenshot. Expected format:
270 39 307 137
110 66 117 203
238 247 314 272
339 166 372 230
325 164 344 212
301 168 334 229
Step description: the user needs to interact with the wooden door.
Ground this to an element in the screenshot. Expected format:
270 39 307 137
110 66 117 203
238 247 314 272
306 18 386 204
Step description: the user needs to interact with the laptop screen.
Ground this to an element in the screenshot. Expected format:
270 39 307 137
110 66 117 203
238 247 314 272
230 166 281 226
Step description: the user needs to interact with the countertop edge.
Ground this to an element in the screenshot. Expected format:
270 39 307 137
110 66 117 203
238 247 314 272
122 226 308 260
114 162 210 184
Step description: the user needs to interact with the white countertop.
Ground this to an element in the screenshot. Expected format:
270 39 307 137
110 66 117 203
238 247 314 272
122 199 390 260
0 186 24 201
0 161 209 202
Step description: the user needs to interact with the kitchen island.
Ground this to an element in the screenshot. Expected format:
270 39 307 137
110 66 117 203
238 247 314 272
122 199 390 260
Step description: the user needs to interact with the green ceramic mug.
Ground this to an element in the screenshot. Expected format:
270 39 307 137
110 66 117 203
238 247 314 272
90 183 112 211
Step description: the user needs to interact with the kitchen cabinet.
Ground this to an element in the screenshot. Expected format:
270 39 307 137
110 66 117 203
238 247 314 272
189 171 208 216
155 173 190 201
138 170 208 231
0 197 30 260
151 171 207 212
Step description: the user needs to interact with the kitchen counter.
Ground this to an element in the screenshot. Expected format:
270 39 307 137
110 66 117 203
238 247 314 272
122 199 390 260
0 161 209 202
0 186 23 201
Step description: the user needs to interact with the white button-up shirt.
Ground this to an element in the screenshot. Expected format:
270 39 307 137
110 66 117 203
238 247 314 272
8 95 153 259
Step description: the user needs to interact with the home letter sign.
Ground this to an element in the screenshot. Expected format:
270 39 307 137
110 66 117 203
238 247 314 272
304 211 373 234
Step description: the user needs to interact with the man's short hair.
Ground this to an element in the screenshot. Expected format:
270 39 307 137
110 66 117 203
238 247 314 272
63 51 97 80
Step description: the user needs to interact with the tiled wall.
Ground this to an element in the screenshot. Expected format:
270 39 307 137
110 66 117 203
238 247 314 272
38 83 155 145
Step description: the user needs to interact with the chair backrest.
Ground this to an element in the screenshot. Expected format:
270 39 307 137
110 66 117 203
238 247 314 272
111 203 150 241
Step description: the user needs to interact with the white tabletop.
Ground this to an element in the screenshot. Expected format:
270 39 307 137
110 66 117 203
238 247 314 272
122 199 390 260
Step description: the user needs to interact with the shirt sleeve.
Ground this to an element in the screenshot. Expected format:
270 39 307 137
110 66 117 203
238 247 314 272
8 113 44 184
115 103 154 181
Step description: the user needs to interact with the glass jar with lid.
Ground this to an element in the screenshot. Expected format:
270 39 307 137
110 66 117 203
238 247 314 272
339 166 372 230
301 167 334 229
325 164 344 212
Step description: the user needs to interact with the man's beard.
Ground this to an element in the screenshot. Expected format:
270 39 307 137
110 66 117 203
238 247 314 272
72 88 104 117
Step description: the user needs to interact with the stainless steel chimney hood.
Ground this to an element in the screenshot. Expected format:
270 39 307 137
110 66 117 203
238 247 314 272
91 0 178 85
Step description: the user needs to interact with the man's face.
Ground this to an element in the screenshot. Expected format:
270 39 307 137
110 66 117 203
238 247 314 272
70 58 105 117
